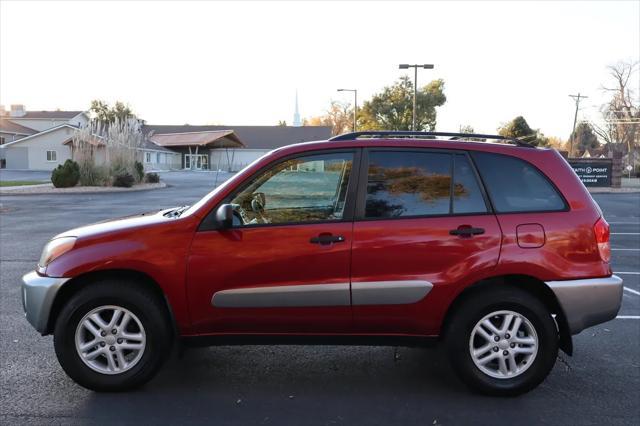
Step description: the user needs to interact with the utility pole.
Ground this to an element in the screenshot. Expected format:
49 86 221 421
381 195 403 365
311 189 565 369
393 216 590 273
337 88 357 132
399 64 434 130
569 93 588 156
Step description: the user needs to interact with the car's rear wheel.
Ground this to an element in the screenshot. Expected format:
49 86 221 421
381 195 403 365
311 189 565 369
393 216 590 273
54 280 171 391
445 286 558 396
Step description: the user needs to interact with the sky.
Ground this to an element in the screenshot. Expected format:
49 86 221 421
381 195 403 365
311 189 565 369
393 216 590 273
1 0 638 139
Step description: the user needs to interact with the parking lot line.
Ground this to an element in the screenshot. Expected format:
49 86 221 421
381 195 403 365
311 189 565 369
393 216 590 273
612 248 640 251
608 222 640 224
611 232 640 235
623 287 640 296
616 316 640 319
616 272 640 275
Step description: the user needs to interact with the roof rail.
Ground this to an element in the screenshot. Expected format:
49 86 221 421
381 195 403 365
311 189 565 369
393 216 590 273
328 131 535 148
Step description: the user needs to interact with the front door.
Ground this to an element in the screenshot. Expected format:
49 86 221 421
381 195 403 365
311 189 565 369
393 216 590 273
351 149 502 335
187 150 359 334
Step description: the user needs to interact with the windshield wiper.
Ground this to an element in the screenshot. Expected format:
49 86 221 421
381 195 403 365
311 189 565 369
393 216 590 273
165 205 190 218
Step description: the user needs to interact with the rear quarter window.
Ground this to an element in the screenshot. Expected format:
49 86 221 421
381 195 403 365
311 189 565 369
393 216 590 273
471 151 566 213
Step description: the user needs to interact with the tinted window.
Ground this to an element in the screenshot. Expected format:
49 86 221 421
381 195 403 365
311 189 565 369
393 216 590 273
472 152 565 213
453 154 488 214
230 152 353 225
365 151 452 218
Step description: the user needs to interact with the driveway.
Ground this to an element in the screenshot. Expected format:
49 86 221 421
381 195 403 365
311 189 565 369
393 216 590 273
0 169 51 183
0 174 638 425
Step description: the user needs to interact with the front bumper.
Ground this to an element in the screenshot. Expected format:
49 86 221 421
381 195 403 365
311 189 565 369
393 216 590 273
21 271 70 335
546 275 623 335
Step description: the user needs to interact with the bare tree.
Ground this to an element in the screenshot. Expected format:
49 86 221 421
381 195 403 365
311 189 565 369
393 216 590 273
306 101 354 135
593 61 639 159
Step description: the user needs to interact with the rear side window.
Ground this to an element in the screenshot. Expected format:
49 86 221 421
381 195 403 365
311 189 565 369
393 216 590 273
471 152 566 213
453 154 488 214
365 151 452 218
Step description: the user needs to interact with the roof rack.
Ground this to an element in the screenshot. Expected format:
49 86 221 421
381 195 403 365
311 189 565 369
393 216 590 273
328 131 535 148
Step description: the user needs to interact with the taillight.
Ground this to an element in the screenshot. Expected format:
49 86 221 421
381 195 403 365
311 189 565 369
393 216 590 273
593 217 611 262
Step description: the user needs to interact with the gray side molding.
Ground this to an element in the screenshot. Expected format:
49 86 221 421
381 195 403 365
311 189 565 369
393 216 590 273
211 280 434 308
352 280 433 305
212 283 350 308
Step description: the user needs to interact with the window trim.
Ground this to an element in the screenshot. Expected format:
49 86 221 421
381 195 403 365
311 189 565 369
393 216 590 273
354 147 493 222
46 150 57 162
469 151 570 214
198 148 362 231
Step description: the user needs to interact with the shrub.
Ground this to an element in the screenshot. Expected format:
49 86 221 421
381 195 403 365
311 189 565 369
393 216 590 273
112 171 135 188
145 172 160 183
79 163 109 186
51 160 80 188
134 161 145 182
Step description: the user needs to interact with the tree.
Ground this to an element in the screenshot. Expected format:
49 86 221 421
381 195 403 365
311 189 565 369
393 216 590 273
592 61 639 158
570 121 599 154
90 100 135 126
458 124 485 141
497 116 548 147
546 136 566 151
305 101 354 135
277 120 287 126
358 76 446 131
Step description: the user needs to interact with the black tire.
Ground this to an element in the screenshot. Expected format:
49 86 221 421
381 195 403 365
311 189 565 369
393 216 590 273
445 286 558 396
53 279 172 391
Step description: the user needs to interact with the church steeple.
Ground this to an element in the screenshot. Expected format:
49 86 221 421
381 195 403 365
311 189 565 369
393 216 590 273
293 90 302 127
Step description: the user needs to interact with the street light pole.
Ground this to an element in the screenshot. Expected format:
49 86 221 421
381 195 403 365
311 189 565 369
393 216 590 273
399 64 434 130
337 88 358 132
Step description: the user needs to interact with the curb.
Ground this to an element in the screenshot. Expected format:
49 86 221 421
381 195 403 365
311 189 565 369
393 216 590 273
0 182 167 196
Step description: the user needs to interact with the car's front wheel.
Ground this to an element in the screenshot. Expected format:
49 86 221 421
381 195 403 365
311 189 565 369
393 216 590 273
53 280 172 391
446 286 558 396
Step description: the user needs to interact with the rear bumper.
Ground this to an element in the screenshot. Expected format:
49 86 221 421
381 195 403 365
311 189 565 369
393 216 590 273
546 275 623 335
21 271 69 335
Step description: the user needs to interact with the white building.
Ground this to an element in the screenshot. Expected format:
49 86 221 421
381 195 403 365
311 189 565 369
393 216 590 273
0 105 89 170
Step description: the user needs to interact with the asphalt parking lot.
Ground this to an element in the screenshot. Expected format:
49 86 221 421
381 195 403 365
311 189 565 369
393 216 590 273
1 171 638 425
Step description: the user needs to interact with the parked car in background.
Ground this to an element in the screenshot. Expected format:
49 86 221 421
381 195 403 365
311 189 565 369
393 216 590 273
22 131 622 395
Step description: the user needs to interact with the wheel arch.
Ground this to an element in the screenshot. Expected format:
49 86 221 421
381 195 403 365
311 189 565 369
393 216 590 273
441 274 573 355
46 269 178 337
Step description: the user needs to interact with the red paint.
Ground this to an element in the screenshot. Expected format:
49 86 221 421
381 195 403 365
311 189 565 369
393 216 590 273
516 224 545 248
42 138 611 337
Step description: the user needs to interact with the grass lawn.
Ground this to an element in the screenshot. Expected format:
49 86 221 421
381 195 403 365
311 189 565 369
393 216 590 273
0 180 47 187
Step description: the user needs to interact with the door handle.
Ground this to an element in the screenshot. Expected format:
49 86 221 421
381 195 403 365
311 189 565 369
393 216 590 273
310 234 345 245
449 226 485 237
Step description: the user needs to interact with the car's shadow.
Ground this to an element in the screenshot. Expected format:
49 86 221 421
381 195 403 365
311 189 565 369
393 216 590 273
78 345 474 424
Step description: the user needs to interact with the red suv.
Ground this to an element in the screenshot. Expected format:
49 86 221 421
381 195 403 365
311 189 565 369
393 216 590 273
22 131 622 395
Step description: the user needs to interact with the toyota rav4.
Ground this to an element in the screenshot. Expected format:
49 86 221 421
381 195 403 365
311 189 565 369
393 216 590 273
22 131 623 395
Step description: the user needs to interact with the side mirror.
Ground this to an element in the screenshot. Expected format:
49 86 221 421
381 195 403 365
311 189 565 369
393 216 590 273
215 204 234 229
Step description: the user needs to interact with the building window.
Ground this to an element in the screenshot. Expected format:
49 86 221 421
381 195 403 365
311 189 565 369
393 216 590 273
156 153 161 163
46 150 57 162
145 152 151 163
0 136 5 145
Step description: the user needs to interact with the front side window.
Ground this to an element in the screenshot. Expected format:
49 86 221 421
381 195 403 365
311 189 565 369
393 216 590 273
471 151 566 213
365 151 452 218
229 152 354 226
46 150 57 161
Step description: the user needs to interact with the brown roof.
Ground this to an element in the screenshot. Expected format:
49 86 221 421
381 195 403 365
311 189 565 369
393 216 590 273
142 125 332 149
0 117 38 135
149 130 245 148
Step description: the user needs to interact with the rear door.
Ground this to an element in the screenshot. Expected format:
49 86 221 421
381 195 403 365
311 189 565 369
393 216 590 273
350 149 502 335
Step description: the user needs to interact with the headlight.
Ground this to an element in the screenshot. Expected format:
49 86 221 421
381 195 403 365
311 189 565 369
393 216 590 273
38 237 77 268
